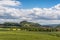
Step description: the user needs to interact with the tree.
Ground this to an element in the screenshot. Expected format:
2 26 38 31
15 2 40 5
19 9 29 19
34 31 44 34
20 21 41 31
4 22 20 28
20 21 41 27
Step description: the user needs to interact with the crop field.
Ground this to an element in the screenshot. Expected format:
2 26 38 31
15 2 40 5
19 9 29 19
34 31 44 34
0 28 60 40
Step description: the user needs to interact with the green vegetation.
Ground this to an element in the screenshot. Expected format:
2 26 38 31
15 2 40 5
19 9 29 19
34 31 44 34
0 21 60 40
0 30 59 40
0 20 60 32
20 21 41 27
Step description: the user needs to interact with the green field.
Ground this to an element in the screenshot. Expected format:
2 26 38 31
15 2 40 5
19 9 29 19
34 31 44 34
0 30 60 40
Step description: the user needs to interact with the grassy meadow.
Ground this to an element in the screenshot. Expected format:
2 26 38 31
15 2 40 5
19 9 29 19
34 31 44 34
0 28 60 40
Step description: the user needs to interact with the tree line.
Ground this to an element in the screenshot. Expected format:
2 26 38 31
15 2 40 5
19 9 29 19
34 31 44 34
0 21 60 32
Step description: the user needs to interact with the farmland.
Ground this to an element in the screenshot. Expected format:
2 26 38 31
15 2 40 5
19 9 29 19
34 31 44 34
0 21 60 40
0 29 60 40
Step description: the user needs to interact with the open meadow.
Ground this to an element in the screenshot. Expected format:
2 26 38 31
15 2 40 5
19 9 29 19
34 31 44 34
0 28 60 40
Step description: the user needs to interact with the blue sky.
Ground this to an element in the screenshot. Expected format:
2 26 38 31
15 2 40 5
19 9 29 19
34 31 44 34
0 0 60 25
19 0 60 8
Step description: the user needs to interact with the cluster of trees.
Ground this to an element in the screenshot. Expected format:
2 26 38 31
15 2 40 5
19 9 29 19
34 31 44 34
0 21 60 32
20 21 41 27
4 22 20 28
19 21 60 32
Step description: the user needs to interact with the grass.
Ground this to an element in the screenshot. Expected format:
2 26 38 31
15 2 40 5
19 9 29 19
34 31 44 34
0 28 60 40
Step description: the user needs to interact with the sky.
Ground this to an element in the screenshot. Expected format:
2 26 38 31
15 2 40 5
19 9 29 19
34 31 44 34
20 0 60 8
0 0 60 25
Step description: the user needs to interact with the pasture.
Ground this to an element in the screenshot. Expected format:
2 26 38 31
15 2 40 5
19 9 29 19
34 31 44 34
0 28 60 40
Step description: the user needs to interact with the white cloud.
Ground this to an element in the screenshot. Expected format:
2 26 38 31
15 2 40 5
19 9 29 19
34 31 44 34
0 0 21 18
0 0 60 24
0 0 21 6
18 4 60 24
53 4 60 10
0 0 15 1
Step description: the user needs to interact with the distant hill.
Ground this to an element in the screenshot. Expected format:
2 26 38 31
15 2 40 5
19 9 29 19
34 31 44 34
20 21 41 27
55 24 60 28
42 24 59 28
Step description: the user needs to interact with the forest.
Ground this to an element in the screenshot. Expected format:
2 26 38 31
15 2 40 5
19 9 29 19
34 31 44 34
0 21 60 32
